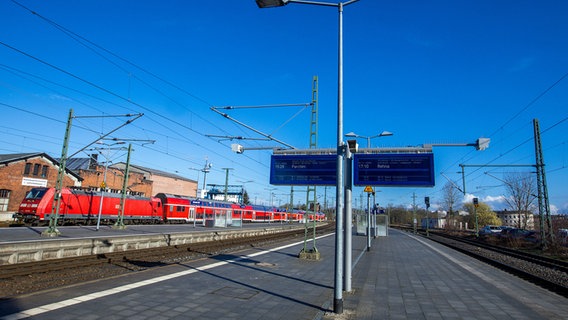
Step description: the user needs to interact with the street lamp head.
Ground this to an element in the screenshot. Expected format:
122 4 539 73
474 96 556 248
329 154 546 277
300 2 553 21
256 0 288 8
476 137 490 151
346 131 393 139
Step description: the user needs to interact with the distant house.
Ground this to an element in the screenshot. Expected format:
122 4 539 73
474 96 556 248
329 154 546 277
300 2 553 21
495 210 535 229
0 153 82 215
421 217 447 229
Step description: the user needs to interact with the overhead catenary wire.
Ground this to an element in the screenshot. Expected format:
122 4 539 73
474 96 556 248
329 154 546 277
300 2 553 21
0 38 275 172
436 69 568 201
10 0 277 154
4 1 295 180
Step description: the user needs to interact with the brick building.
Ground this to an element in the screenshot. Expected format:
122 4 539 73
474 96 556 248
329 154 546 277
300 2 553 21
0 153 82 215
0 153 196 221
64 158 196 197
111 162 196 197
66 157 152 197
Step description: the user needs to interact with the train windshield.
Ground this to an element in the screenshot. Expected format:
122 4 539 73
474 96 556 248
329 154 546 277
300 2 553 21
25 188 47 200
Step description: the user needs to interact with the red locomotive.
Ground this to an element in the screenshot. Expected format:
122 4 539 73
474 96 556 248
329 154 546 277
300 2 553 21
16 187 325 226
17 187 162 224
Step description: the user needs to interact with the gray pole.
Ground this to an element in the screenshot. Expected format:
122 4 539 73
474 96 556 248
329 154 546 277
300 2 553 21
333 2 346 313
114 143 131 229
96 162 108 231
290 186 294 223
202 159 211 197
367 192 371 251
255 1 360 314
223 168 232 201
344 147 352 292
372 191 376 238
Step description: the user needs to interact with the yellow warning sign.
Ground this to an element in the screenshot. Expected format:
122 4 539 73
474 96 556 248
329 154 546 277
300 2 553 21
363 186 374 193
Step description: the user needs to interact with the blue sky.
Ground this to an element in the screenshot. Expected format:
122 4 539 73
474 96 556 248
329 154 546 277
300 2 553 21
1 0 567 213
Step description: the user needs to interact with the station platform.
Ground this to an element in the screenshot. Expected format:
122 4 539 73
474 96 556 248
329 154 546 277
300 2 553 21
0 222 291 243
1 228 567 320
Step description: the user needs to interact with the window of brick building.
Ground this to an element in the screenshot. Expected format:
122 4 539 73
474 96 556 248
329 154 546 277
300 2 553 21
33 164 41 176
24 163 32 175
41 165 48 178
0 189 10 211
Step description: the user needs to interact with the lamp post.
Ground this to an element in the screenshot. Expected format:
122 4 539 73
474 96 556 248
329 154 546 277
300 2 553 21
256 0 359 314
237 180 254 204
92 141 126 230
345 130 393 148
343 129 390 291
264 187 277 206
188 168 201 197
201 159 212 198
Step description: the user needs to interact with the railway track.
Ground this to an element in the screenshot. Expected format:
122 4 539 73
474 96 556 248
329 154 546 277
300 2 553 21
399 227 568 298
0 223 335 298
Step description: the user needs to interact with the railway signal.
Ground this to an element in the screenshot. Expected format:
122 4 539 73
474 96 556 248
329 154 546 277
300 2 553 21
473 197 479 237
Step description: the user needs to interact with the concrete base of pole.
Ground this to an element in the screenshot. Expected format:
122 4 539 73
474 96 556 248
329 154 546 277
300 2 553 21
334 299 343 314
298 249 321 260
41 229 60 237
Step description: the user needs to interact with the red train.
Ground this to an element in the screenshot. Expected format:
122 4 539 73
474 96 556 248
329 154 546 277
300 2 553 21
15 187 325 226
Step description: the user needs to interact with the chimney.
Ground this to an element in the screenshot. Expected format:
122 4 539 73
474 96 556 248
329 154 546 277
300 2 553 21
89 154 98 170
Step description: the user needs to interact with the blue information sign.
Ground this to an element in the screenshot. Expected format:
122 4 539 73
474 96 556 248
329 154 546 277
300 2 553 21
270 154 337 185
353 153 435 187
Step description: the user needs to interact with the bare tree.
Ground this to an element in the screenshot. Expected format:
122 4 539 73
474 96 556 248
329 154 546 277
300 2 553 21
442 182 462 229
503 172 536 229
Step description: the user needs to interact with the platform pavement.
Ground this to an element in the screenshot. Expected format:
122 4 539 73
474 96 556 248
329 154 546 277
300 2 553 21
0 222 297 243
334 230 568 320
1 229 567 319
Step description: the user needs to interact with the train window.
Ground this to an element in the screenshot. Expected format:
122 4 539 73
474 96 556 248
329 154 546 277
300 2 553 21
25 188 47 200
177 206 184 212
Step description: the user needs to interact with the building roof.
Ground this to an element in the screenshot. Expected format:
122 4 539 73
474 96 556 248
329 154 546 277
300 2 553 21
0 154 194 185
65 157 93 171
0 152 83 181
111 162 196 183
0 153 43 164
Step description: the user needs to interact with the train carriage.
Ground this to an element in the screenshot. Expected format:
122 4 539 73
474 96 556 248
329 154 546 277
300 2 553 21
156 193 235 226
17 188 325 226
154 193 194 223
